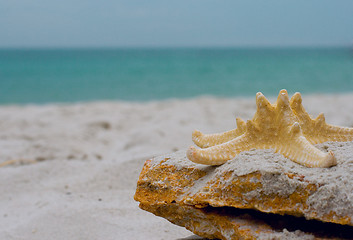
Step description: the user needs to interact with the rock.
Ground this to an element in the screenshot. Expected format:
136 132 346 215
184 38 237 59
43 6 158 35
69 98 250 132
134 141 353 239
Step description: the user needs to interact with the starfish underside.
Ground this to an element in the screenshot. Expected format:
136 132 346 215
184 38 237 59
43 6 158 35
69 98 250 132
187 89 353 168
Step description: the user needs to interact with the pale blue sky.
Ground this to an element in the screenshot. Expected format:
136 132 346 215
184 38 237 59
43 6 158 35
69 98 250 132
1 0 353 48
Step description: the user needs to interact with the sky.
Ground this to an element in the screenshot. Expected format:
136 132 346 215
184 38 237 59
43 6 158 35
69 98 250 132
0 0 353 48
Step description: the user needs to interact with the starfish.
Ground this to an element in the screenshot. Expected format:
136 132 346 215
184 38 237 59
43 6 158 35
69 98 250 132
186 89 353 168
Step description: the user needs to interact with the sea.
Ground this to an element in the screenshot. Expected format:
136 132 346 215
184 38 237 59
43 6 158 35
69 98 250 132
0 48 353 104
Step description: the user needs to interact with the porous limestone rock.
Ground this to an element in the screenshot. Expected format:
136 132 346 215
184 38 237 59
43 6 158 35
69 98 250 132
134 141 353 239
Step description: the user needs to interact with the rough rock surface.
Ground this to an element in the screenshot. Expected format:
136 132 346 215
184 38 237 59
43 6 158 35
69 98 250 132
134 141 353 239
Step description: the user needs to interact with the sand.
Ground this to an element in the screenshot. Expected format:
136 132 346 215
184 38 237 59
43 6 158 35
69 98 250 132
1 92 353 240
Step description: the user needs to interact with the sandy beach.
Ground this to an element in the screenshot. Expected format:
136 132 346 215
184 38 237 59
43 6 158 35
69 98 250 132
1 93 353 240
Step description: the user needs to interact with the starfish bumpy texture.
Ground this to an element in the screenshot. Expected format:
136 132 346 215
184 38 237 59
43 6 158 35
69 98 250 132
187 89 353 168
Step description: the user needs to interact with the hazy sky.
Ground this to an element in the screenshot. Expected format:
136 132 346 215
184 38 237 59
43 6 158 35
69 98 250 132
1 0 353 48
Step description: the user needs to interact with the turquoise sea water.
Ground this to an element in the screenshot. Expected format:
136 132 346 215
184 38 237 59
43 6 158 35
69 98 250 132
0 48 353 104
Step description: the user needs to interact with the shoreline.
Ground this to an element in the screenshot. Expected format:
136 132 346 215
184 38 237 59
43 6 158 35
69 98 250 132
1 90 353 106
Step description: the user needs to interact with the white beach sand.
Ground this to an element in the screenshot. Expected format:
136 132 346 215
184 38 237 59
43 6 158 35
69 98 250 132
1 93 353 240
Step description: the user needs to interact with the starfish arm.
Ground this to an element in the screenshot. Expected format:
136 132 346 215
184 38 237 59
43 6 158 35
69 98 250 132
309 113 353 143
276 123 337 168
187 131 260 166
290 92 353 144
192 118 246 148
278 136 336 168
321 124 353 143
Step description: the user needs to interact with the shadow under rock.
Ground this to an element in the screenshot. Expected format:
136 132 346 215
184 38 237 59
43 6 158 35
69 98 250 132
204 206 353 239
